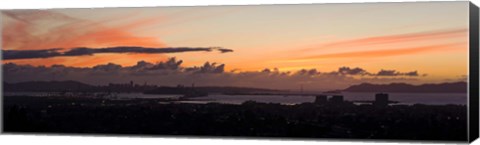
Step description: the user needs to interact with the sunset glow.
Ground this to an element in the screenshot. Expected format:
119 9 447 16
2 2 470 89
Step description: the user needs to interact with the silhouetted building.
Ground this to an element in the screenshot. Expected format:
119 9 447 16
374 93 389 107
314 95 328 104
329 95 344 103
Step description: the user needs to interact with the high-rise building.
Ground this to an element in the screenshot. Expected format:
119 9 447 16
329 95 344 103
374 93 389 107
314 95 328 104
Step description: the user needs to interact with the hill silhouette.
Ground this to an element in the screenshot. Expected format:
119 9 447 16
342 82 467 93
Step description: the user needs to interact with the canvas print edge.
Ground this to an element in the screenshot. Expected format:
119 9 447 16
0 1 476 143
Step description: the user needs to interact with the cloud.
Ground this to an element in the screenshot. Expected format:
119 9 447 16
296 43 464 61
323 66 418 77
217 48 234 53
3 58 427 91
403 71 420 77
185 62 225 74
93 63 123 71
337 67 368 75
3 46 233 60
1 10 170 66
376 69 398 76
148 57 183 70
3 48 63 60
300 28 467 52
2 10 166 50
376 70 420 77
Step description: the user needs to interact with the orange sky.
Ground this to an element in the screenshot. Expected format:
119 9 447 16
1 2 470 84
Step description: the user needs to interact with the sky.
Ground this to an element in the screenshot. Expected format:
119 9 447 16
1 1 470 90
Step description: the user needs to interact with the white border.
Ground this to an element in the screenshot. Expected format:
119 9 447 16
0 0 479 145
0 0 469 9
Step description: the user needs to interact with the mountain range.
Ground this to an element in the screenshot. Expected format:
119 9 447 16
342 82 467 93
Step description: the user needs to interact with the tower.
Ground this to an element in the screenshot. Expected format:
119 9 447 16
374 93 389 107
314 95 328 104
329 95 344 103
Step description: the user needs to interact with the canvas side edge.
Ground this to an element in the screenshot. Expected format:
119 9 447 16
469 1 479 143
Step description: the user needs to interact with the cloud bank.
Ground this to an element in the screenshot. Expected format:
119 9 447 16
300 28 467 52
299 43 463 61
4 58 427 91
334 67 420 77
2 10 166 50
3 47 233 60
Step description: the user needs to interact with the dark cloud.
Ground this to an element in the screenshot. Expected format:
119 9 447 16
3 48 62 60
129 60 154 71
185 62 225 73
261 68 280 73
376 69 419 77
64 46 232 56
329 67 420 77
2 58 425 91
376 69 398 76
337 67 368 75
296 69 319 76
403 71 420 77
149 57 183 70
93 63 123 71
3 46 233 60
217 48 234 53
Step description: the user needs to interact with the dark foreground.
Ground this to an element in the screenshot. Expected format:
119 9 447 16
3 96 467 141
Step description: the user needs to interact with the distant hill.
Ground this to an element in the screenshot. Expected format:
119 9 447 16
342 82 467 93
4 80 94 92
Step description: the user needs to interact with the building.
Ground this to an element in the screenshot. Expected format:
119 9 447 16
374 93 389 107
329 95 344 103
314 95 328 104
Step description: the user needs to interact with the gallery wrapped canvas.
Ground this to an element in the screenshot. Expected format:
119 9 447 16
1 1 479 143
